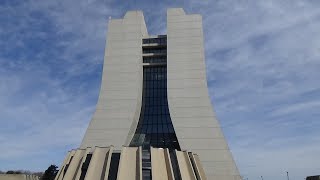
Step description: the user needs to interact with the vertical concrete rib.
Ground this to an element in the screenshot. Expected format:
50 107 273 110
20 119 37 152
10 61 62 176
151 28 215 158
167 8 241 180
175 150 197 180
74 147 91 180
117 147 142 180
84 146 113 180
56 150 76 180
63 149 86 180
55 151 71 180
151 147 175 180
189 153 207 180
80 11 148 150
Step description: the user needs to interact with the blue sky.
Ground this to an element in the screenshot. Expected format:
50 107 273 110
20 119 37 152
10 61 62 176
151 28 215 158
0 0 320 179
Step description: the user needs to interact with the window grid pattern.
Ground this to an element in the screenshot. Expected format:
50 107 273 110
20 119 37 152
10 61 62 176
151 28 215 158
143 56 167 64
143 48 167 54
143 38 167 45
130 66 180 150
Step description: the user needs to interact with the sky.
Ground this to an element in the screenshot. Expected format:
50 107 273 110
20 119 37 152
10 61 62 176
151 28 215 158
0 0 320 179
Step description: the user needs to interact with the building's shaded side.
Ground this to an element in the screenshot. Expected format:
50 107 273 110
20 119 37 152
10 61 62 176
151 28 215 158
80 11 148 149
167 8 241 180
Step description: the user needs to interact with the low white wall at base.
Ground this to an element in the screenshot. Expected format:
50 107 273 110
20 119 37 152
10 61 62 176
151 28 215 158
0 174 39 180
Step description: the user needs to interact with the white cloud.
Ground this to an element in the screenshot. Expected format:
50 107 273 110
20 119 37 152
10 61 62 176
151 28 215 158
0 1 319 179
196 1 320 179
271 100 320 117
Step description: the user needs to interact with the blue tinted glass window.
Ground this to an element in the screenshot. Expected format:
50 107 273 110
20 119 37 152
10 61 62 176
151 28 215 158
130 66 180 150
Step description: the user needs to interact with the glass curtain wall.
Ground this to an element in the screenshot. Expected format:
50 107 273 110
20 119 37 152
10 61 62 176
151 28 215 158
130 66 180 150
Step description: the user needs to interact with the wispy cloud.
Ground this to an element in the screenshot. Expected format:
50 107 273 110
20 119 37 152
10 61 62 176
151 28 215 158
0 0 319 179
271 100 320 117
200 1 320 179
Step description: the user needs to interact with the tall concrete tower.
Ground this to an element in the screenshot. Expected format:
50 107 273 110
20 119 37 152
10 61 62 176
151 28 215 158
56 8 241 180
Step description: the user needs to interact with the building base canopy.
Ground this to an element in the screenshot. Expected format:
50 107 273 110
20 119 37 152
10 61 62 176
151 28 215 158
55 146 211 180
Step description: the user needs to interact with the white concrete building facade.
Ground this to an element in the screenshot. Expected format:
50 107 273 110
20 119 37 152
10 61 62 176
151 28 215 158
80 8 241 180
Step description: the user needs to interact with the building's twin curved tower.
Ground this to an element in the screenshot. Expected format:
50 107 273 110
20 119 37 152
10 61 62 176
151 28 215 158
56 8 240 180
